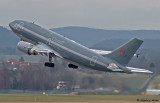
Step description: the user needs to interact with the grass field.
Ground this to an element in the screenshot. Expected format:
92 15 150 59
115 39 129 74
0 94 159 103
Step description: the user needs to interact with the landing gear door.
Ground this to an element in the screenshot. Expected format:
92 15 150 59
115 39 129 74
90 56 98 66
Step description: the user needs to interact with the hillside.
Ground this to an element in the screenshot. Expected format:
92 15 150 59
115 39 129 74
0 26 19 47
51 26 160 47
92 39 160 49
0 26 160 47
0 26 160 54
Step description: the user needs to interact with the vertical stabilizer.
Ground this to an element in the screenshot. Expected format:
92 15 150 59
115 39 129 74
104 38 143 66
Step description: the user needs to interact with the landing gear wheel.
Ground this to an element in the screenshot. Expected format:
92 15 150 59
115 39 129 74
44 53 55 67
45 62 55 67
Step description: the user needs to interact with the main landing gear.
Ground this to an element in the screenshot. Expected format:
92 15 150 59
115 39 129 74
44 53 55 67
45 62 55 67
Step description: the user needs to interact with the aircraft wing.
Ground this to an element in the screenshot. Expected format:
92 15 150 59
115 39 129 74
31 43 63 59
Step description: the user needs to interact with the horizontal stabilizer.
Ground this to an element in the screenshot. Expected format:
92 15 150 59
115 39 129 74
127 67 153 74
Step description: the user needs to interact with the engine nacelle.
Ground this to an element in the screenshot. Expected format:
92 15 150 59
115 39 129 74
17 41 37 55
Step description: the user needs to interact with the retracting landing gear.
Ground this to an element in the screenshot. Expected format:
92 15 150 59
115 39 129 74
45 62 54 67
44 53 55 67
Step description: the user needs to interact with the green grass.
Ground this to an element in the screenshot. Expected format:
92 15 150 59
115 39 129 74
0 94 159 102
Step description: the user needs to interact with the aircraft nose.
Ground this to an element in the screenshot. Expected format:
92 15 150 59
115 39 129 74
9 21 15 29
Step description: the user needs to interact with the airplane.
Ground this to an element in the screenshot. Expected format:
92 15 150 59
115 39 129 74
9 20 153 74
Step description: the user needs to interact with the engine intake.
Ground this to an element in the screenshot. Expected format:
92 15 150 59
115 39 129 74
17 41 37 55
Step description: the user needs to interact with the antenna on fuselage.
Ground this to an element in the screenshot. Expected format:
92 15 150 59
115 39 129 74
32 20 36 24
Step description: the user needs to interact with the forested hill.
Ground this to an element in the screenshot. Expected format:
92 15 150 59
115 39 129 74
0 26 19 47
0 26 160 49
51 26 160 47
92 39 160 49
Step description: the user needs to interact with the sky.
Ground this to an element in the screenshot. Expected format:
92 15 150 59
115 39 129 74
1 0 160 30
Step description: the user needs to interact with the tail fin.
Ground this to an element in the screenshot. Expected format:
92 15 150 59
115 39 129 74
104 38 143 66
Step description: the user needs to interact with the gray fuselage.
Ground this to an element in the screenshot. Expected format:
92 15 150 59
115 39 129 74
9 20 115 72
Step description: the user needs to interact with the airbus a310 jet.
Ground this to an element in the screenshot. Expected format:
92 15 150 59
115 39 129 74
9 20 152 74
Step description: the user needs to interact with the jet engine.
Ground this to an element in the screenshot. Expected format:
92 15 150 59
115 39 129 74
17 41 37 55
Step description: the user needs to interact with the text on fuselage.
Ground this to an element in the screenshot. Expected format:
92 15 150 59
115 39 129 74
47 37 65 46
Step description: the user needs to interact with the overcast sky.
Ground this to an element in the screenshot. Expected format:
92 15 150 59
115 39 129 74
1 0 160 30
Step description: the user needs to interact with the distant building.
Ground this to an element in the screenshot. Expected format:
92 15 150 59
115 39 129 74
146 89 160 95
56 81 67 90
0 60 41 70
